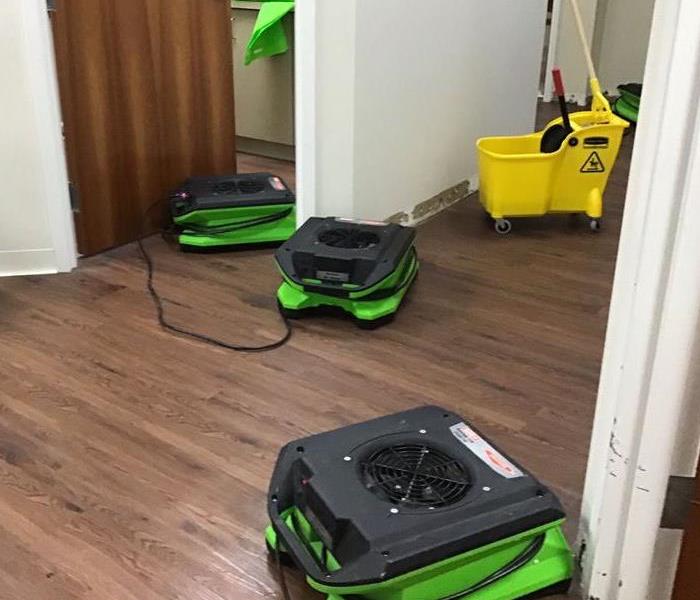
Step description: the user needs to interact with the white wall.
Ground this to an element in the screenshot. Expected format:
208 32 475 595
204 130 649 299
314 1 358 220
547 0 655 103
295 0 358 225
303 0 547 223
548 0 599 104
0 0 76 276
353 0 547 222
594 0 655 94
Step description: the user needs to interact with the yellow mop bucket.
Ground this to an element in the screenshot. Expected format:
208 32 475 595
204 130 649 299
477 88 628 233
476 0 629 234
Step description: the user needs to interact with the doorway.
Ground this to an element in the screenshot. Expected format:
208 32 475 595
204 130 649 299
51 0 237 256
231 1 295 162
230 0 296 214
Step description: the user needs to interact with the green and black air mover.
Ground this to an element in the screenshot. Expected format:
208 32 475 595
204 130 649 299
169 173 295 250
274 217 418 327
265 406 573 600
612 83 642 124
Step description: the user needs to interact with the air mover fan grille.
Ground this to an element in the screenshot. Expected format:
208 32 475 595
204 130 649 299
211 181 238 195
318 228 380 249
238 179 266 194
210 179 266 195
361 444 470 509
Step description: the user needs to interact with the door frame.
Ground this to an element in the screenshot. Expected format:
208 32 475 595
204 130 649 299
577 0 700 598
293 0 318 226
21 0 77 273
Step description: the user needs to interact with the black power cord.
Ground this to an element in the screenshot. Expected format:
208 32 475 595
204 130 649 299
137 201 292 353
267 527 545 600
181 206 293 235
439 534 546 599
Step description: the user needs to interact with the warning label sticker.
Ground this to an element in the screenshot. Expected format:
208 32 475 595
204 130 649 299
449 422 524 479
580 151 606 173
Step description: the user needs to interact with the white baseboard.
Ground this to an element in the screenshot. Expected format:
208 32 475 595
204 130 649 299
386 175 479 226
0 249 59 277
543 91 591 107
570 92 589 107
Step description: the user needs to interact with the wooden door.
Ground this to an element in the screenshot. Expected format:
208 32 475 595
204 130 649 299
52 0 236 255
672 465 700 599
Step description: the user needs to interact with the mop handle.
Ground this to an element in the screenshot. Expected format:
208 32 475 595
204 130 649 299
552 68 572 131
568 0 598 83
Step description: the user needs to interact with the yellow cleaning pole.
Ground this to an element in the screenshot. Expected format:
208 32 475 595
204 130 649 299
567 0 611 117
568 0 597 82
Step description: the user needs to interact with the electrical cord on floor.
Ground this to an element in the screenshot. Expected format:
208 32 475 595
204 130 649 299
136 201 292 353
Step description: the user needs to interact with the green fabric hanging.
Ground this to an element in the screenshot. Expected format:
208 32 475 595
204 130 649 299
245 1 295 65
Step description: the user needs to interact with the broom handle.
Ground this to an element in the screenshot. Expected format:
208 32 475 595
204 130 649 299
568 0 598 82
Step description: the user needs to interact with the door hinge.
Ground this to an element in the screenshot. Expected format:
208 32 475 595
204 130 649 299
69 183 80 213
660 475 697 529
47 0 56 12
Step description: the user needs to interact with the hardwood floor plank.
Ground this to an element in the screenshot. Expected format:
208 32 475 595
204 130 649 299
0 127 633 598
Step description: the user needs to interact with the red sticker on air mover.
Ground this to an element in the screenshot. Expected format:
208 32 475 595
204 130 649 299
268 176 288 191
450 422 524 479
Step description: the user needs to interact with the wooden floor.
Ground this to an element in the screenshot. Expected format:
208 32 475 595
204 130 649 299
0 111 634 600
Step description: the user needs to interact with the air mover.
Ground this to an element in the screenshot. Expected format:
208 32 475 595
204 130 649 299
613 83 642 124
169 172 295 250
275 217 418 327
265 406 573 600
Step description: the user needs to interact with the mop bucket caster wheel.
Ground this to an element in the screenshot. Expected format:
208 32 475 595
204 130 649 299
589 219 602 232
494 219 512 235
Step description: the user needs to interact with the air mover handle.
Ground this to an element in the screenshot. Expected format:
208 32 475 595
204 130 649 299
552 67 572 133
269 502 330 581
